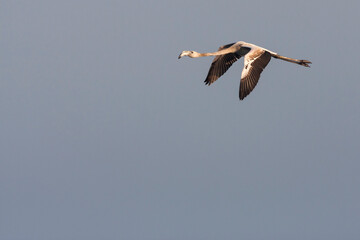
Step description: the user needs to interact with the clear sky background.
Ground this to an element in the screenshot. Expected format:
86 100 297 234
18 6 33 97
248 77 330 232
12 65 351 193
1 0 360 239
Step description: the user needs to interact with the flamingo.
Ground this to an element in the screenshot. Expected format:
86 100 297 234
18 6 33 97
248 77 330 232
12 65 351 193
178 41 311 100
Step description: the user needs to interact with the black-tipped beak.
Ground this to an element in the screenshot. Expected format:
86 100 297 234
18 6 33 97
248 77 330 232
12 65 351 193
178 54 182 59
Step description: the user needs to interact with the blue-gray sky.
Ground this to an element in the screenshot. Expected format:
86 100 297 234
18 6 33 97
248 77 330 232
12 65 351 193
1 0 360 239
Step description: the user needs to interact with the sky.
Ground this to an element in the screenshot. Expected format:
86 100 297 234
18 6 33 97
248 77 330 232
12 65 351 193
1 0 360 239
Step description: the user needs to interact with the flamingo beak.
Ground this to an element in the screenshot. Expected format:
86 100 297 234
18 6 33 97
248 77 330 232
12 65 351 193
178 51 186 59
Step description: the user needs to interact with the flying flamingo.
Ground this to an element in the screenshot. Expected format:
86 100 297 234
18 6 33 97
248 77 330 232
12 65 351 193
178 41 311 100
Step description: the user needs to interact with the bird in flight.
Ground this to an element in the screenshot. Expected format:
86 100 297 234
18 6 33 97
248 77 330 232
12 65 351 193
178 41 311 100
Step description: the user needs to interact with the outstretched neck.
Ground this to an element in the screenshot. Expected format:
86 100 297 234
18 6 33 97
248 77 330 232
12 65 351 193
179 47 237 59
191 48 234 58
190 51 212 58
